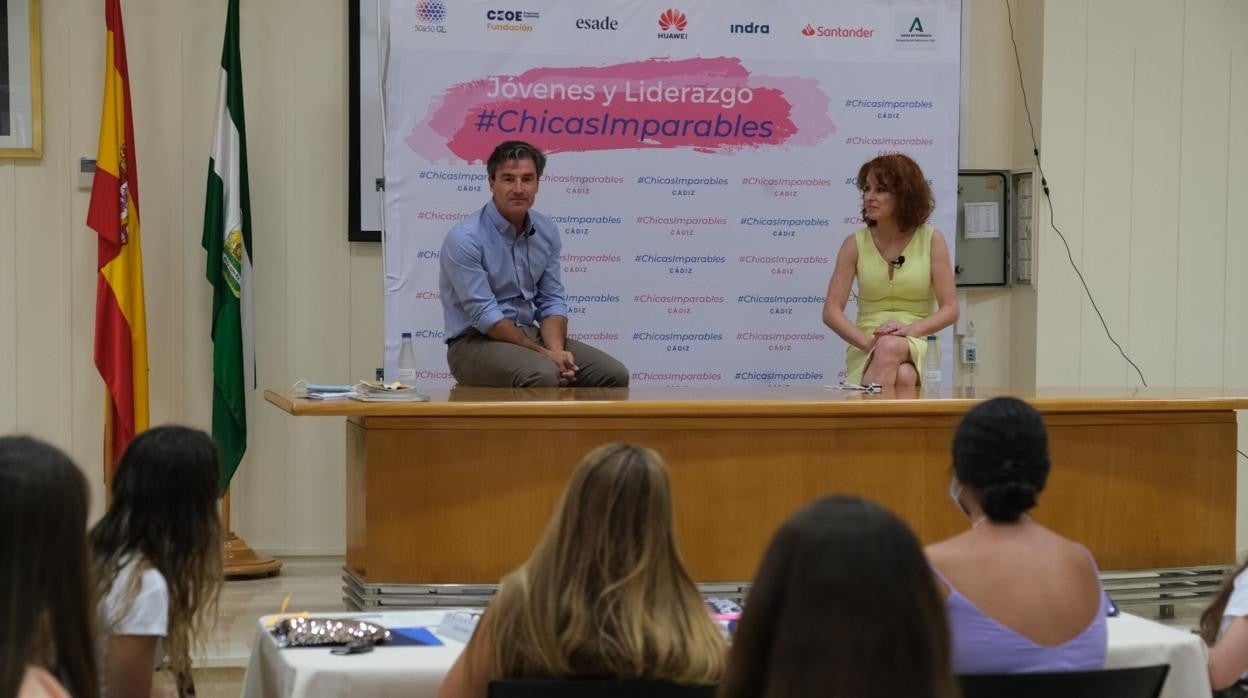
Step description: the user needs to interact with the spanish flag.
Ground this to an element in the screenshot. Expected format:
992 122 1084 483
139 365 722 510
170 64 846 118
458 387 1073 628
88 0 148 473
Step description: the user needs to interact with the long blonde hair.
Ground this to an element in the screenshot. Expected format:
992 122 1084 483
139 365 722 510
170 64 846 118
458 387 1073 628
482 443 725 684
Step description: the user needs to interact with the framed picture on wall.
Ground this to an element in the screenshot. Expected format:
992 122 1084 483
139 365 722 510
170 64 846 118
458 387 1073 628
0 0 42 158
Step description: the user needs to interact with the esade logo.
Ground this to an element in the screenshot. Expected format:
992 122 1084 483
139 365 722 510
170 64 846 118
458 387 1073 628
576 15 619 30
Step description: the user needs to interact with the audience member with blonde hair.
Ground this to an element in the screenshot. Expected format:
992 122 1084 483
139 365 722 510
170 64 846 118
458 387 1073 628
437 443 726 697
719 495 956 698
0 436 99 698
927 397 1107 673
91 426 223 697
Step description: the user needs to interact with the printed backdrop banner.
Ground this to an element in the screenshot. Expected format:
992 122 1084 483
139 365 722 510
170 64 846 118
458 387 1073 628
383 0 960 387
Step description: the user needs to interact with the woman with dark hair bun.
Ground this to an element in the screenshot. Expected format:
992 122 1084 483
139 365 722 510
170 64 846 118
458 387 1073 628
927 397 1109 674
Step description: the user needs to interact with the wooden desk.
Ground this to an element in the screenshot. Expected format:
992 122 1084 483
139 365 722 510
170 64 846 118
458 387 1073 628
265 387 1247 585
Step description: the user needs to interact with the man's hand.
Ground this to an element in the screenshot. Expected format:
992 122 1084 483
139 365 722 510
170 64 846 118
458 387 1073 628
545 349 578 385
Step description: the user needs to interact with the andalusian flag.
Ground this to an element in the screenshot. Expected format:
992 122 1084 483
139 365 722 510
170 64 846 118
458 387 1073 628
203 0 253 492
88 0 148 472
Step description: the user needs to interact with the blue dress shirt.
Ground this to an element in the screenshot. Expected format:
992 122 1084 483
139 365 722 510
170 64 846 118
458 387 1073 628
439 199 569 341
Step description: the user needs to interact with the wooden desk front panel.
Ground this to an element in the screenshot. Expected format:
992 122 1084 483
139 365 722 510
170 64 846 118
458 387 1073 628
345 411 1236 585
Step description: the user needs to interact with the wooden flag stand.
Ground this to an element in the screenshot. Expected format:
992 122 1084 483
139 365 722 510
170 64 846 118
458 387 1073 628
106 399 276 577
222 488 282 578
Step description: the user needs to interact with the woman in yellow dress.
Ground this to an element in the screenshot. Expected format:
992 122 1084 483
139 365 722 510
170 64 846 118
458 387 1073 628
822 154 959 387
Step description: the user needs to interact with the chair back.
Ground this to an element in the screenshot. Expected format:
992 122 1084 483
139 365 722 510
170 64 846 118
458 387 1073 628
959 664 1169 698
488 678 716 698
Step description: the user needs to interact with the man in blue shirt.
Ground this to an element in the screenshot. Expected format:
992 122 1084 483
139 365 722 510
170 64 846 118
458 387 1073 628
439 141 629 387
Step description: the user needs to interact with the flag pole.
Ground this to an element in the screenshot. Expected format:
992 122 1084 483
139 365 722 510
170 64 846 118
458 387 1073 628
222 485 281 578
103 396 115 507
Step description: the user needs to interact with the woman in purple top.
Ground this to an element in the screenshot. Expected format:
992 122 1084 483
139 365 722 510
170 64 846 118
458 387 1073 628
926 397 1108 675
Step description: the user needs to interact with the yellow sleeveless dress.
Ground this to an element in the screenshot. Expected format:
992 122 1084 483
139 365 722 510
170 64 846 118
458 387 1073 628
844 225 937 384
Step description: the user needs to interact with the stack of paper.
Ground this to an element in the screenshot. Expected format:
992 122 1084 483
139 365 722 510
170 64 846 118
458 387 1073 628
292 382 357 400
351 380 431 403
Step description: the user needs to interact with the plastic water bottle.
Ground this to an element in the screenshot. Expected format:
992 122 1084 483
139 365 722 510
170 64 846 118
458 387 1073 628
396 332 417 384
922 335 942 389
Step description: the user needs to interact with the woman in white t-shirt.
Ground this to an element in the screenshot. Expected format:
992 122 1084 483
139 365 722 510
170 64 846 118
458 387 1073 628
1203 563 1248 696
90 426 222 698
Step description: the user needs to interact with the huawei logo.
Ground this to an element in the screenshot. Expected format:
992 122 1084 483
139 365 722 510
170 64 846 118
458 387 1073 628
658 9 687 32
801 23 816 36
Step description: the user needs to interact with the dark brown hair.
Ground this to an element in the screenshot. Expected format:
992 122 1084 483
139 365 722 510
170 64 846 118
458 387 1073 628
487 140 546 180
952 397 1050 523
91 425 223 692
857 153 934 231
0 436 99 698
719 496 956 698
1201 560 1248 645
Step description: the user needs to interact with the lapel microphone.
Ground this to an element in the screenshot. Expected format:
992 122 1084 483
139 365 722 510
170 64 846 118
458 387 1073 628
890 255 906 268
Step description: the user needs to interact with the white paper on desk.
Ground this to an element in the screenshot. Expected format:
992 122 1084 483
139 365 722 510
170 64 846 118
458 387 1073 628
372 610 454 629
963 202 1000 239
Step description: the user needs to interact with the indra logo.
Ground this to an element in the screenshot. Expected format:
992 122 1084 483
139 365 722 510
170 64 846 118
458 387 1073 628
729 22 769 34
657 9 688 39
800 22 874 39
414 0 447 34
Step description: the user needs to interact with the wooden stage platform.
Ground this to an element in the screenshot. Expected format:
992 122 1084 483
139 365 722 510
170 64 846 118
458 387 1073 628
266 387 1247 589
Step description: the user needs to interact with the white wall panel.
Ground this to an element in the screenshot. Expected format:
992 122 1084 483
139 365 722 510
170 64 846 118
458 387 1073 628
1126 0 1183 390
1078 0 1136 387
1035 1 1089 386
1173 3 1232 387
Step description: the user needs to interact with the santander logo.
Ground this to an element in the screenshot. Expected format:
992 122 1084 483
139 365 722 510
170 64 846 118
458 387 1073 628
659 9 687 32
801 22 875 38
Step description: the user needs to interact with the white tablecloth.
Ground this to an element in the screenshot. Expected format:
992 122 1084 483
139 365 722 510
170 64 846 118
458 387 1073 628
242 610 467 698
1106 612 1210 698
242 610 1211 698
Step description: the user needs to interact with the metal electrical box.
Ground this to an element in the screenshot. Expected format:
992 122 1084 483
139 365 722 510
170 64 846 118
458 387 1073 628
954 170 1008 287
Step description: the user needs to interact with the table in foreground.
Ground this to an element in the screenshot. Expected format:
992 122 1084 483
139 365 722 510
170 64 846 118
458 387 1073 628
241 610 465 698
265 386 1247 589
241 610 1211 698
